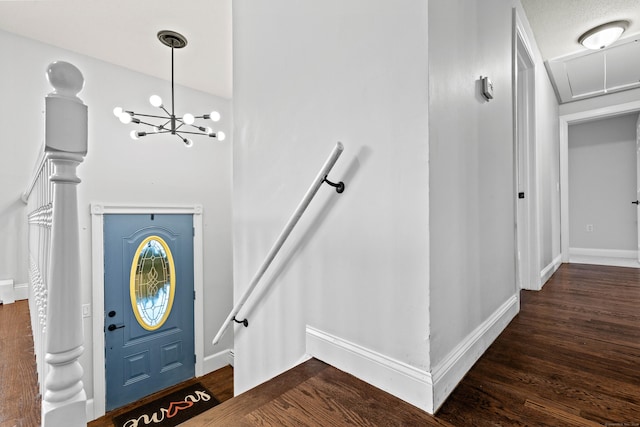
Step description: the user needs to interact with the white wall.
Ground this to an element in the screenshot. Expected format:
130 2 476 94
428 0 517 374
1 29 233 407
232 0 562 413
233 0 431 409
569 113 637 251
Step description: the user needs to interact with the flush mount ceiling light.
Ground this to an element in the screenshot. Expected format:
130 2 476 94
113 30 225 147
578 20 629 50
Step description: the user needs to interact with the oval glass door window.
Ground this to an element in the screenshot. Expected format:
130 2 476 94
129 236 176 330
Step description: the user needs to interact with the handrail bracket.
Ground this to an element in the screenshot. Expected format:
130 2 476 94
233 316 249 327
323 175 345 193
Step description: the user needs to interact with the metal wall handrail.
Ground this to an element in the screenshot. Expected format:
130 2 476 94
212 142 345 345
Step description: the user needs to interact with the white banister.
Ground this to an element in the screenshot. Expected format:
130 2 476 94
24 61 88 427
212 142 345 346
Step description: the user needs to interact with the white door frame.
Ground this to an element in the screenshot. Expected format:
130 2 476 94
514 9 540 290
637 115 640 263
559 101 640 262
90 203 205 420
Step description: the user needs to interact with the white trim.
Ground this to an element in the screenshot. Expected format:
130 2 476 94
306 295 519 414
570 247 637 259
306 326 434 413
203 349 234 374
569 247 640 268
559 100 640 263
540 254 562 286
560 120 570 262
14 283 29 301
431 294 519 412
89 203 204 421
85 399 94 422
0 279 15 304
0 281 27 303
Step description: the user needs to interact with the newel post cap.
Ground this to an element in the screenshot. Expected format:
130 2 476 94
46 61 85 100
44 61 88 155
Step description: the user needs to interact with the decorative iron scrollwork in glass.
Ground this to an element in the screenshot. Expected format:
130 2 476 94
129 236 175 330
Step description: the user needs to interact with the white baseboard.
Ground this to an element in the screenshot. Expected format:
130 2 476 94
0 279 15 304
570 247 637 259
431 294 519 411
569 247 640 268
203 349 234 375
14 283 28 301
540 254 562 286
86 398 94 422
306 326 434 413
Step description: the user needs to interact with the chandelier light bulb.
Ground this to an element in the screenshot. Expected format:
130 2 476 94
119 112 133 124
183 113 195 125
149 95 163 108
184 138 194 148
113 107 123 117
217 131 226 141
205 127 213 134
209 111 221 122
130 130 140 140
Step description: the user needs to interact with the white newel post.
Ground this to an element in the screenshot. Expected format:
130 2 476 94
41 61 88 427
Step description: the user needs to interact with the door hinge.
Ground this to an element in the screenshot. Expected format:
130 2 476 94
194 354 197 364
193 227 195 236
194 290 196 300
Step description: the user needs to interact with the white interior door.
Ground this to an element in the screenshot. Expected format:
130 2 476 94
515 32 535 289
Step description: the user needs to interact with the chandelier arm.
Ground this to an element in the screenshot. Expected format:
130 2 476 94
130 112 172 120
183 123 209 131
143 128 172 135
175 130 211 136
136 119 164 128
159 119 172 130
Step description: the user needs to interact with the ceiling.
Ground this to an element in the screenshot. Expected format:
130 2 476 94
0 0 232 99
521 0 640 103
0 1 638 103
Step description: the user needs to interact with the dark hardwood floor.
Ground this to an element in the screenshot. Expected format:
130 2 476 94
0 300 40 427
3 263 640 426
437 263 640 426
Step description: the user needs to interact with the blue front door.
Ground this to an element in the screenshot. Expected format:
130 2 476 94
104 214 195 411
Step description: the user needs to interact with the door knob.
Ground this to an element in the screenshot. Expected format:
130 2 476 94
107 323 125 331
633 200 639 205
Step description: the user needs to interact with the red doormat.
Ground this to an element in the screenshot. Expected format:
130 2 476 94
112 382 219 427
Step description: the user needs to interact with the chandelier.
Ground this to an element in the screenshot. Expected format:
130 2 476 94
113 30 225 147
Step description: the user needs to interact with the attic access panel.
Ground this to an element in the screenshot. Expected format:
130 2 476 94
546 37 640 103
606 40 640 90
